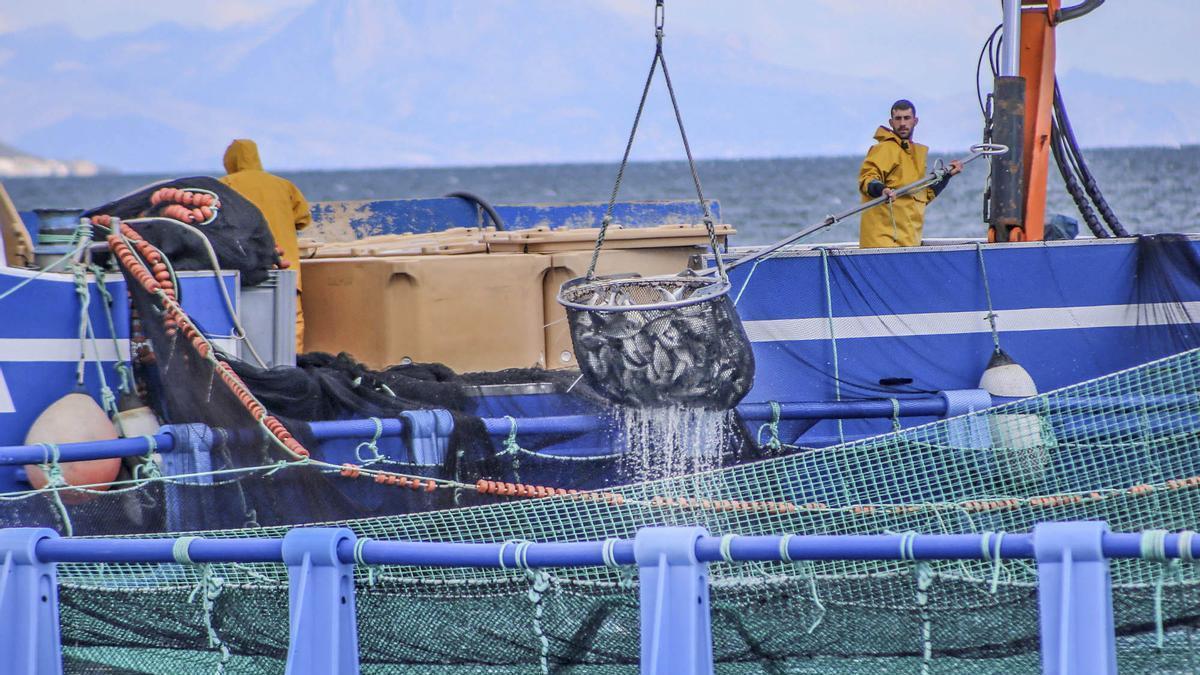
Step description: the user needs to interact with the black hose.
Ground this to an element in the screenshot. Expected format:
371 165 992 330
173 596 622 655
1051 116 1107 238
444 191 505 231
1057 0 1105 23
1053 82 1129 237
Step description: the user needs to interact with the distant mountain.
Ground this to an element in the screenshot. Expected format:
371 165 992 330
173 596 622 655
0 0 1196 173
0 141 102 177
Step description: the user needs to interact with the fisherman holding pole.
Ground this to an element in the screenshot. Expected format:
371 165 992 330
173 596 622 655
858 100 963 248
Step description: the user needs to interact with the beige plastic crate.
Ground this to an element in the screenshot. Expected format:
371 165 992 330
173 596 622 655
488 223 733 253
301 253 550 371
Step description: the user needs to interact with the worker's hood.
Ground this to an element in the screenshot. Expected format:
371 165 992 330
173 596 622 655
223 139 263 174
873 126 905 146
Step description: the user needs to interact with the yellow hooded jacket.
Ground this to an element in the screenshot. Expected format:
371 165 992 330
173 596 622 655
219 139 312 288
857 126 938 248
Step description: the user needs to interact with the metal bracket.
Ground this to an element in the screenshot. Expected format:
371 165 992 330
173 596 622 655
282 527 359 675
1033 521 1117 674
0 528 62 675
634 526 713 675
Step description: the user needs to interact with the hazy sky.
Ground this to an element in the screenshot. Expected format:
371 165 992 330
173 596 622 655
3 1 1193 87
0 1 1195 171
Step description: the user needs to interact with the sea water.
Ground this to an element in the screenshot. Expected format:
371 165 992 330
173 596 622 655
7 146 1198 244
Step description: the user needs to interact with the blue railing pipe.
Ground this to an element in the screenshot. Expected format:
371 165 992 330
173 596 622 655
35 537 283 564
336 538 637 569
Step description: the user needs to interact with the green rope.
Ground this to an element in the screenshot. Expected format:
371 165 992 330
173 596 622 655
354 417 385 464
889 398 902 432
1141 529 1179 649
132 436 162 481
37 443 74 537
976 243 1002 353
755 401 783 451
914 561 934 675
819 249 845 444
88 262 132 395
187 563 231 672
732 256 765 306
525 569 552 675
503 415 522 484
353 538 377 586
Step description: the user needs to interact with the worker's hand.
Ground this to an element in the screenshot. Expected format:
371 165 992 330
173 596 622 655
882 188 897 202
948 160 964 176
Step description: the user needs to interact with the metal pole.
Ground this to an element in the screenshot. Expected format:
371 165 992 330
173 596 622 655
1000 0 1022 77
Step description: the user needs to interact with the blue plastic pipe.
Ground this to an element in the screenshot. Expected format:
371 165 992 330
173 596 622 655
20 530 1198 566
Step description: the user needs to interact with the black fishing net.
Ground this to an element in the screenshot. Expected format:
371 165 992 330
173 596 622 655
84 176 280 286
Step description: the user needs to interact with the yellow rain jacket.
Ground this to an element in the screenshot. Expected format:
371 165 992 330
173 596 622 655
857 126 938 248
219 139 312 351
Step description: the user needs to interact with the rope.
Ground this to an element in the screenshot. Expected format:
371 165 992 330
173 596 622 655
187 563 231 672
585 0 725 281
132 435 162 481
1180 531 1196 563
354 417 385 464
890 398 902 432
914 562 934 675
1141 529 1177 648
502 415 523 484
980 531 1007 594
898 532 918 561
88 262 133 395
37 443 74 536
755 401 783 451
499 539 534 571
719 534 737 564
525 568 553 675
820 249 845 444
353 538 376 586
975 243 1002 352
173 536 200 564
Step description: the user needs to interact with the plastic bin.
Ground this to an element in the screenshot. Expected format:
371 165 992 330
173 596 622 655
300 253 550 371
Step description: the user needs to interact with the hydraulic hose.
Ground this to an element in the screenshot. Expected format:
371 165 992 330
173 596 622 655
1053 83 1128 237
445 191 506 231
1057 0 1105 23
1050 118 1107 238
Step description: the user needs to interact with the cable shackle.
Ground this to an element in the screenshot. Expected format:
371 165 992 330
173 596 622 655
585 0 727 282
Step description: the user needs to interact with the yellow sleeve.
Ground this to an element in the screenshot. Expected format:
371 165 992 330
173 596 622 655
858 144 896 196
290 183 312 231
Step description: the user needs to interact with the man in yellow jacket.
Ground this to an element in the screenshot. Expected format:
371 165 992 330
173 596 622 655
858 100 962 248
219 139 312 352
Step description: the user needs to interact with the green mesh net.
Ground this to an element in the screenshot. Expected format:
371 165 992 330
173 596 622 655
57 347 1200 673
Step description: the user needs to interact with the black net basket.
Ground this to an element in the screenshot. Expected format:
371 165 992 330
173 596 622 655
558 274 755 410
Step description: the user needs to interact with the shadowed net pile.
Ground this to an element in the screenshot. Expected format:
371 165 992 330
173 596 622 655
53 347 1200 673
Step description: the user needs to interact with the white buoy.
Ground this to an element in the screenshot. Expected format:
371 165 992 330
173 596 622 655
978 348 1038 398
978 349 1050 490
24 391 122 503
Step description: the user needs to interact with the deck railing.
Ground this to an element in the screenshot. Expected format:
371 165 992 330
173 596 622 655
1 520 1186 674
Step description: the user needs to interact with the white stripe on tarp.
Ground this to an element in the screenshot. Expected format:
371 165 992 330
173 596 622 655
0 338 240 362
0 367 14 413
743 301 1200 343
